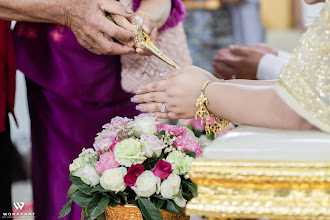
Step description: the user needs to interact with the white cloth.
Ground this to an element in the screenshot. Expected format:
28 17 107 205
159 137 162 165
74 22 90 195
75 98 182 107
256 50 291 80
229 0 265 45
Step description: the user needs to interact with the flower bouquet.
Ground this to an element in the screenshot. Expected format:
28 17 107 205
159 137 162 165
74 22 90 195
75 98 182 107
178 117 235 145
59 114 204 220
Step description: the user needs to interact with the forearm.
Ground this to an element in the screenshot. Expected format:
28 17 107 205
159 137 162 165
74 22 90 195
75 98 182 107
205 82 315 130
225 79 278 86
0 0 66 24
137 0 171 28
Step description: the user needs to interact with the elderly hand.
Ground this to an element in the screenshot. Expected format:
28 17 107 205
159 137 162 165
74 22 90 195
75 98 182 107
131 66 212 119
65 0 137 55
212 45 265 80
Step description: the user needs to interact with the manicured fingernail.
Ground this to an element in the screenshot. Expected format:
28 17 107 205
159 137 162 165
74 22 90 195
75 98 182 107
229 45 237 50
125 8 134 14
136 105 142 110
130 97 138 102
134 89 142 94
133 16 143 25
159 71 168 77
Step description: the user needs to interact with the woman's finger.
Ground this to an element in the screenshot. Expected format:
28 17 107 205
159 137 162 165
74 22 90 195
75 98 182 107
152 112 180 119
135 102 164 113
131 92 166 103
135 80 167 94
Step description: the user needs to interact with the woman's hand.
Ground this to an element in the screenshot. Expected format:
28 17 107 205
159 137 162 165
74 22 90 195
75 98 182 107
131 66 213 119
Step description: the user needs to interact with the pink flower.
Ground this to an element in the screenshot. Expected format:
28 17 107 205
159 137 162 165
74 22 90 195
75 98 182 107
140 135 165 158
156 124 186 136
93 130 120 152
174 135 203 157
152 160 172 180
124 164 144 186
95 151 120 174
102 116 132 136
179 118 204 131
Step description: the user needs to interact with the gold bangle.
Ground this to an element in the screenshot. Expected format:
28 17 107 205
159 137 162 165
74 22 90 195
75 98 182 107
195 80 229 138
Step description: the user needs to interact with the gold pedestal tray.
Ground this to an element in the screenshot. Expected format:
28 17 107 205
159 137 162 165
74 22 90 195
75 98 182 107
186 159 330 220
105 205 189 220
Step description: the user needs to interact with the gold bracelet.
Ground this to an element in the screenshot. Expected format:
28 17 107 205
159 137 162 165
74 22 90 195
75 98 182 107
195 80 229 138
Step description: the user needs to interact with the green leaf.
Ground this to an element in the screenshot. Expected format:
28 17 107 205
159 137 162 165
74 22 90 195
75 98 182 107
184 151 196 159
70 174 93 195
151 152 158 159
156 130 166 139
184 125 194 131
81 207 86 220
90 185 109 194
96 213 105 220
67 184 78 198
152 194 166 200
86 194 109 220
182 180 198 197
117 192 128 203
137 197 163 220
194 130 203 138
162 200 184 216
153 198 165 209
58 199 73 219
71 191 93 207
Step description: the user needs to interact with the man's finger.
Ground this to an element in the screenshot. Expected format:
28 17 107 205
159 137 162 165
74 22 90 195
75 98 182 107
229 45 250 57
111 14 137 36
94 32 134 55
100 0 134 17
135 80 167 94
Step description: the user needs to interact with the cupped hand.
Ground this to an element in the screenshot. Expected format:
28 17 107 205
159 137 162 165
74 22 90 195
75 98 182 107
64 0 137 55
129 11 158 56
212 45 264 79
131 66 213 119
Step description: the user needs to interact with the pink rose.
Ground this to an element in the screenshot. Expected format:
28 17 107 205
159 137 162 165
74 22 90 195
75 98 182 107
216 122 235 136
95 151 120 174
140 135 165 158
174 135 203 157
124 164 144 186
156 124 186 136
179 118 205 131
152 160 172 180
93 130 121 152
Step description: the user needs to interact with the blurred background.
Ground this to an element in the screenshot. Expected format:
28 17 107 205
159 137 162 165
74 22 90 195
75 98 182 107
9 0 324 218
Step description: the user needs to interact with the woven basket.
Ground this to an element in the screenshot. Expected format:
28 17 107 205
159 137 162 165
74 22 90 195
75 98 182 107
105 205 189 220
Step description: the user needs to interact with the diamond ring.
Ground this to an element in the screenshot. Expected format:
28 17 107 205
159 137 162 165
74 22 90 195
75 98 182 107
160 103 167 113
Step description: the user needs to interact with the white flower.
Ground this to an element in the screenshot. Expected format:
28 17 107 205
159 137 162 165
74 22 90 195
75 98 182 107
69 157 84 173
131 171 161 197
160 173 186 207
133 114 157 137
74 164 100 186
166 150 194 179
114 138 146 167
100 167 127 193
140 134 165 158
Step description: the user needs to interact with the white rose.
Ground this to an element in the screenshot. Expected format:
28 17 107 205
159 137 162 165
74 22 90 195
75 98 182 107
161 173 187 207
100 167 127 193
69 157 84 173
74 164 100 186
134 115 157 137
140 134 165 158
132 171 161 197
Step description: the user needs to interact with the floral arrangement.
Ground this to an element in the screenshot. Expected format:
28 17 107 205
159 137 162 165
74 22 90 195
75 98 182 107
178 117 235 145
59 114 203 220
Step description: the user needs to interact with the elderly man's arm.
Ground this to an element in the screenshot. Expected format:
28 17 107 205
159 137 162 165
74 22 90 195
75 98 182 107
0 0 137 55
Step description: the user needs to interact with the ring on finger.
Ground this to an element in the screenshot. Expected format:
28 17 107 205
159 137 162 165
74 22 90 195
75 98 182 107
160 102 167 113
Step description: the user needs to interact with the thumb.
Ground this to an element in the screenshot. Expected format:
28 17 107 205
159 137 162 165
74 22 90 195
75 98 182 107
100 1 134 17
229 45 249 57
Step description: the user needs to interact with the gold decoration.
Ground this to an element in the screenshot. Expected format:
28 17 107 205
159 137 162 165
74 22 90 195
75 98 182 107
105 205 189 220
186 158 330 219
195 81 229 137
133 24 181 70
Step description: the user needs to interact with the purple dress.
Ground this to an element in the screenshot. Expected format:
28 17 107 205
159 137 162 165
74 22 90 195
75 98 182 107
13 1 186 219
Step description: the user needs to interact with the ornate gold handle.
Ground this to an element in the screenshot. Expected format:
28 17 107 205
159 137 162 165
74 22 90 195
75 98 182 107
133 24 181 70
